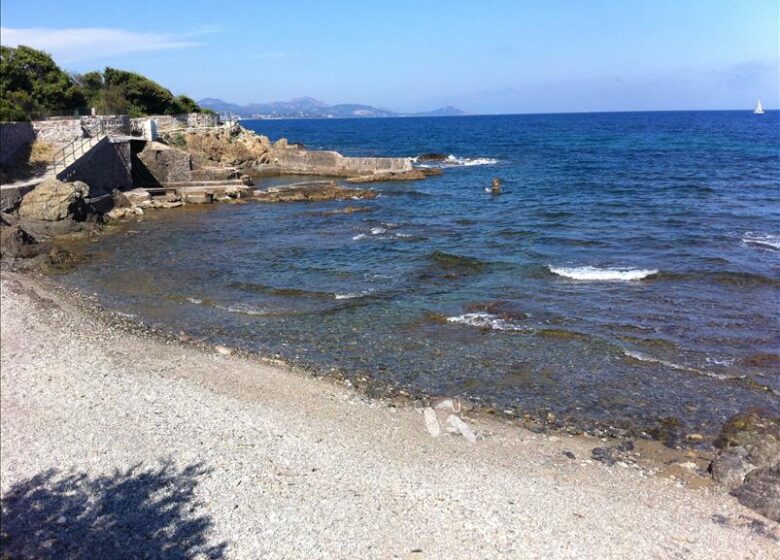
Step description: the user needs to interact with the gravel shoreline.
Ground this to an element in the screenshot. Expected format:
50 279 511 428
1 270 778 558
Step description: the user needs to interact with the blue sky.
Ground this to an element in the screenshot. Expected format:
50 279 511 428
1 0 778 113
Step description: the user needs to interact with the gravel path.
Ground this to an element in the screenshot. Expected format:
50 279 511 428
1 271 777 559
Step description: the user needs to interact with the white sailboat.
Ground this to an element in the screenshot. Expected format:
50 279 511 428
754 99 765 114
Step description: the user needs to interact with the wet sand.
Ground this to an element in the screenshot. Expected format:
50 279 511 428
1 270 777 559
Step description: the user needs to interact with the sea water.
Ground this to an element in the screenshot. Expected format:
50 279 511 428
63 111 780 436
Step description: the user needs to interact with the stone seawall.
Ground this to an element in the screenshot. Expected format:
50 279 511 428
130 113 219 135
31 115 131 146
0 122 36 168
264 148 412 177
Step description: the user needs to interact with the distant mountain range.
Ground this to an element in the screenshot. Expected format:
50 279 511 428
198 96 465 119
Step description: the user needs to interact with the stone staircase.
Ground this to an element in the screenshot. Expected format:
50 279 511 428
51 121 109 181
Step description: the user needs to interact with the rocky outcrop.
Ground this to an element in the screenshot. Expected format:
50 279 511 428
18 180 90 222
345 169 432 183
709 409 780 521
254 181 377 203
174 124 413 178
136 142 193 184
0 225 46 260
176 124 272 168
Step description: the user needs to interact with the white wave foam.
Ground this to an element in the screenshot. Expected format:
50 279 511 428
623 350 732 380
335 290 374 300
414 154 499 168
743 232 780 250
186 297 203 305
446 312 528 332
548 266 658 281
214 303 266 316
354 227 411 241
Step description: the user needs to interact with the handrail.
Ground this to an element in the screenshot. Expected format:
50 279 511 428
52 121 108 176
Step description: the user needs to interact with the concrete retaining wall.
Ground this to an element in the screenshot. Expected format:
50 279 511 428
0 122 36 168
59 138 133 196
269 148 412 176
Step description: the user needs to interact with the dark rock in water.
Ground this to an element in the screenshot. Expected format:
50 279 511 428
464 300 528 321
44 245 83 273
714 409 780 465
429 251 487 271
731 465 780 522
416 152 449 162
345 170 427 183
254 181 377 203
490 177 502 194
649 416 686 448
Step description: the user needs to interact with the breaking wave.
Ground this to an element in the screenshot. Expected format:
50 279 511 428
335 290 375 300
743 233 780 250
622 350 733 380
446 312 530 331
412 154 499 168
548 266 658 281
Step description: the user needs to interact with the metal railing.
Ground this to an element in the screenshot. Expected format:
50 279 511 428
52 121 107 176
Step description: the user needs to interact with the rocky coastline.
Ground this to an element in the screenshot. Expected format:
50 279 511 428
1 122 777 528
1 269 779 557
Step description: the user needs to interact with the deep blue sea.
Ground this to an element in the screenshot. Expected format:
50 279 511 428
64 112 780 436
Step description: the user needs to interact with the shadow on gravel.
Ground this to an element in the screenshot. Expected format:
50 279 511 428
0 460 226 559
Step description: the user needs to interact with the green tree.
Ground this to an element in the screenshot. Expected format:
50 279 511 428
0 45 204 120
0 45 85 120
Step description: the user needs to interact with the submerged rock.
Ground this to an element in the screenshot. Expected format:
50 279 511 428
415 152 449 162
18 179 90 222
254 181 377 203
345 170 427 183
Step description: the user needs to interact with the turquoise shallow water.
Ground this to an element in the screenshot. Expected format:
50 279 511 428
64 111 780 436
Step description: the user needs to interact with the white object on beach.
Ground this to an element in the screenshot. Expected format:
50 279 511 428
445 414 477 444
215 344 234 356
754 99 765 115
423 407 441 437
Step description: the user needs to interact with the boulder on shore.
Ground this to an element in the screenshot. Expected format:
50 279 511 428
709 409 780 521
0 224 47 260
254 181 377 203
18 179 90 222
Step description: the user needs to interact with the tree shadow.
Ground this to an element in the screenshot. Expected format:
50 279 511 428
1 460 227 559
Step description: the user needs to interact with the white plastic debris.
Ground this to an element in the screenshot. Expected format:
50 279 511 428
423 407 440 437
445 414 477 444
